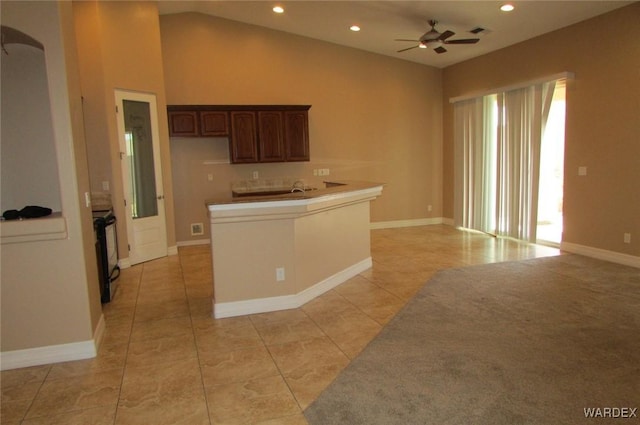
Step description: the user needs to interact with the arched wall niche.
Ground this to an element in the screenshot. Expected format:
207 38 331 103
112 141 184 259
1 25 62 214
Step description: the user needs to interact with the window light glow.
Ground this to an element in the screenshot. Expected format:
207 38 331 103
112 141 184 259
500 4 515 12
273 5 284 13
350 25 361 32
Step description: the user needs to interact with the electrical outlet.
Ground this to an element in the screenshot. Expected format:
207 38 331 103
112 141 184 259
624 233 631 244
102 181 110 191
207 174 213 181
428 205 433 212
578 166 587 176
276 267 285 282
252 171 259 179
190 223 204 236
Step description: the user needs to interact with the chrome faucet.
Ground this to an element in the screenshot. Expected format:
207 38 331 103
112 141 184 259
291 180 305 193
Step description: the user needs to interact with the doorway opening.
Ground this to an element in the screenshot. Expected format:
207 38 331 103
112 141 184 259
536 81 566 245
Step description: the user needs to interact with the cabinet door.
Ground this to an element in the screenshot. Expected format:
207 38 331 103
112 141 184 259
257 111 285 162
168 111 198 137
284 110 310 161
230 112 258 163
200 111 229 136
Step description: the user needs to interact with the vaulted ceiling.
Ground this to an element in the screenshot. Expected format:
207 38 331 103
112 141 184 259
157 1 633 68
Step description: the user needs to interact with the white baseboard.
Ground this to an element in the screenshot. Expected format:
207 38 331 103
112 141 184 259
177 239 211 247
118 257 131 269
560 242 640 268
213 257 373 318
93 314 106 352
370 217 444 229
1 339 98 371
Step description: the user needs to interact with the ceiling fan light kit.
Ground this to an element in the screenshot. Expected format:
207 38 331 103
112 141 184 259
395 20 480 54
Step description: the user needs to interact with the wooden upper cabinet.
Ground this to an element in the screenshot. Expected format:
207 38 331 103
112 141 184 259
168 111 198 137
167 105 310 163
257 111 285 162
230 112 258 163
284 110 310 161
200 111 229 136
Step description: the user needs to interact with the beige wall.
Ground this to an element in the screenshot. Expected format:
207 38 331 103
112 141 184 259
442 3 640 257
73 1 177 258
1 1 102 355
160 13 443 243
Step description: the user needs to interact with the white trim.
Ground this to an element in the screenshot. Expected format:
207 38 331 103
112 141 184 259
209 186 383 212
449 72 575 104
118 257 131 269
0 316 105 371
213 257 372 318
0 214 67 244
176 238 210 247
370 217 444 229
560 242 640 269
442 217 455 226
93 314 106 352
0 339 97 371
167 245 178 256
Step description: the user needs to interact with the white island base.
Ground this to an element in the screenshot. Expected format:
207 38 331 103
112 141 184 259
207 182 383 318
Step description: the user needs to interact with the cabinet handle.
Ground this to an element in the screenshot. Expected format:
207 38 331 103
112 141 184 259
157 195 165 200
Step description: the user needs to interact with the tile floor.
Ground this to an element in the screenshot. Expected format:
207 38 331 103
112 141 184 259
1 225 560 424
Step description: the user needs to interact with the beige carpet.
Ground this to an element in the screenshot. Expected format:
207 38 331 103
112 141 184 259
304 254 640 424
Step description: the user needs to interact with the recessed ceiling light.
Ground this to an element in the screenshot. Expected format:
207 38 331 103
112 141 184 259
350 25 361 32
500 4 515 12
273 5 284 14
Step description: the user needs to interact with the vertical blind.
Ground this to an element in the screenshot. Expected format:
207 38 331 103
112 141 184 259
453 79 560 242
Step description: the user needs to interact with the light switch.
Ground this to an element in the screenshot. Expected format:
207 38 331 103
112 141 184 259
578 166 587 176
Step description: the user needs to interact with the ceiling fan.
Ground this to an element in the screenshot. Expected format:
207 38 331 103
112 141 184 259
396 20 480 54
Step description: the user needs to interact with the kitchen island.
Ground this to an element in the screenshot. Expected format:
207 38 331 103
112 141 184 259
206 181 383 318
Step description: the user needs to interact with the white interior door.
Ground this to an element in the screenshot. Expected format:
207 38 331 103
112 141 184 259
115 90 167 265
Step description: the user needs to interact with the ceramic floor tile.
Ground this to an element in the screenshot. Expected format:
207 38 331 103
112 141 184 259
205 375 301 424
253 316 326 346
135 286 187 305
267 336 350 378
1 365 50 389
249 309 310 326
1 382 43 423
283 362 347 410
47 343 127 380
320 321 382 359
117 358 209 425
195 321 264 354
199 345 280 387
129 315 193 342
126 333 197 368
25 371 121 419
256 414 309 425
133 298 190 323
20 405 117 425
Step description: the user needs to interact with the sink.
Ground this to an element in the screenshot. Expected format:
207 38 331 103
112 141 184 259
232 187 317 198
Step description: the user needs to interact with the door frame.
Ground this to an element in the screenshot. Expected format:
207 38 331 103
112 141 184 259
114 89 167 265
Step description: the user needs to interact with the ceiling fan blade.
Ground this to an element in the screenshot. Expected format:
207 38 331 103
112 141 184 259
438 30 455 41
444 38 480 44
395 39 420 42
397 45 420 53
434 46 447 54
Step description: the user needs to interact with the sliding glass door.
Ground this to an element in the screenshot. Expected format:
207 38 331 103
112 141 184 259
454 79 566 244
